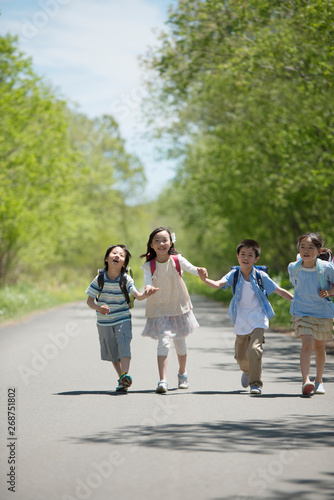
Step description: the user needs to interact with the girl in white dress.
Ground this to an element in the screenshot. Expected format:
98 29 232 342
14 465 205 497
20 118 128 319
140 227 207 393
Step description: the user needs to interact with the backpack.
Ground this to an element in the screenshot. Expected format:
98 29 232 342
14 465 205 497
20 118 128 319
96 268 134 309
149 255 182 276
290 259 334 310
231 265 269 295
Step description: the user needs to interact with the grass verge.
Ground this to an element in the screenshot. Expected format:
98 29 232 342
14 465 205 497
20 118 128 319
0 281 86 324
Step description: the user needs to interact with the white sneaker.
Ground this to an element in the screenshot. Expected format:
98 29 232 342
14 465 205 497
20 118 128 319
250 385 262 395
314 382 325 394
178 373 189 389
156 380 168 393
241 372 249 388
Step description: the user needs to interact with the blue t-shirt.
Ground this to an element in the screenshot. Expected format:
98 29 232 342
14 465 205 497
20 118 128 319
288 260 334 319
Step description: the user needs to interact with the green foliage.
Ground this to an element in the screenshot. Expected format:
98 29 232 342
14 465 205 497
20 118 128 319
0 34 149 289
142 0 334 274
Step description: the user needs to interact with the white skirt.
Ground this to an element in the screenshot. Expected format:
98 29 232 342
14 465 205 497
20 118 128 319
142 310 199 340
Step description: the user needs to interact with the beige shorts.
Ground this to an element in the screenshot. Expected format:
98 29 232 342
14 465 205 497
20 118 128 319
292 316 333 341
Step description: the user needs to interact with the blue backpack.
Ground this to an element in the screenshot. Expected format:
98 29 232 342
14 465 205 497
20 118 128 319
231 265 269 295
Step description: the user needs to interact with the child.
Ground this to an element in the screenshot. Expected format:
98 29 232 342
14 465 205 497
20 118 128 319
288 233 334 396
86 244 158 392
198 239 293 395
140 227 207 393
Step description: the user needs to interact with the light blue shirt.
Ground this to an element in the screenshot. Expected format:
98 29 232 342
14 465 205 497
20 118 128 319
288 260 334 319
222 268 278 325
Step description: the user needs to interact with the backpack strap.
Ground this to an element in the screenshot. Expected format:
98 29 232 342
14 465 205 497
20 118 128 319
290 260 303 286
316 258 325 290
255 269 264 292
231 266 266 295
232 268 240 295
119 271 133 308
96 270 105 302
149 256 182 277
96 268 134 308
149 259 156 275
171 255 182 276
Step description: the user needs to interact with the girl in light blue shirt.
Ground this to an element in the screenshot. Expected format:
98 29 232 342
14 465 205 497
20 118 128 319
288 233 334 396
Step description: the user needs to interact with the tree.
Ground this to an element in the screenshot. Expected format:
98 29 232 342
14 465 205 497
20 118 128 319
0 35 147 285
142 0 334 272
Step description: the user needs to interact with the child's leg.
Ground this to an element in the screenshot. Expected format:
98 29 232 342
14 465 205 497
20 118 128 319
300 335 314 384
112 361 122 377
234 334 250 374
313 339 326 383
120 357 131 374
247 328 265 388
115 321 132 379
157 335 170 380
174 338 187 374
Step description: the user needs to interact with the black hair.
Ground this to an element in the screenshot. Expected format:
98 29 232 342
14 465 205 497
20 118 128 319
104 245 131 272
236 239 261 258
318 248 333 262
140 227 178 261
297 232 323 251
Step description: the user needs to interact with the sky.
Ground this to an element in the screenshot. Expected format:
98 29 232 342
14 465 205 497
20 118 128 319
0 0 177 199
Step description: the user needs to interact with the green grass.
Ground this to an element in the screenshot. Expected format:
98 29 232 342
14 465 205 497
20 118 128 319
0 281 86 323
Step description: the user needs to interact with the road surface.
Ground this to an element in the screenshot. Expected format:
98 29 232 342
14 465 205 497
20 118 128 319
0 296 333 500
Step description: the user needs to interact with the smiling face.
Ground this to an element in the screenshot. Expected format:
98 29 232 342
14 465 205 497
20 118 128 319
150 230 172 262
236 246 259 272
298 237 320 267
105 246 127 272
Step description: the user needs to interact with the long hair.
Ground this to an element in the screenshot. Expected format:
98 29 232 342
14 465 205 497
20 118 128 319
104 245 131 272
140 227 178 261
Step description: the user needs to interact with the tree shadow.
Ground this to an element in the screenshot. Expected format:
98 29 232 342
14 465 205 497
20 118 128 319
65 415 334 454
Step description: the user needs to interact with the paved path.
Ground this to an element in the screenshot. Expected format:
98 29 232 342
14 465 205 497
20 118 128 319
0 297 333 500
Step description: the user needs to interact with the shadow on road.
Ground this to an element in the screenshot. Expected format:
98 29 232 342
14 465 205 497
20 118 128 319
64 415 334 454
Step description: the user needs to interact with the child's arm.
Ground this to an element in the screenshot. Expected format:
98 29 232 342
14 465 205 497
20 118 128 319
198 268 227 289
134 286 159 301
87 296 110 315
273 287 294 301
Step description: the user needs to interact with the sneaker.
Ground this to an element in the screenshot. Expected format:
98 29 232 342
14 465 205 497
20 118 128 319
314 382 325 395
119 373 132 388
241 372 249 388
116 373 132 392
116 382 128 393
250 385 262 395
302 381 315 396
178 373 189 389
156 380 168 393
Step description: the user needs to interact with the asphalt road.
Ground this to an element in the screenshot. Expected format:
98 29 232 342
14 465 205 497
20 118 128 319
0 296 333 500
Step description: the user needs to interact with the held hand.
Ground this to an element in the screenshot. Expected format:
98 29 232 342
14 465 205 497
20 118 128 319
98 304 110 315
197 267 208 281
145 285 159 296
319 288 330 299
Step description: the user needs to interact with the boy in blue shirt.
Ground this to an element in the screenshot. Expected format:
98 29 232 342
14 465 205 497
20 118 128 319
199 239 293 394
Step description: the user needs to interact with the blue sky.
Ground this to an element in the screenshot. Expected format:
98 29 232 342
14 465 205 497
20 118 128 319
0 0 177 199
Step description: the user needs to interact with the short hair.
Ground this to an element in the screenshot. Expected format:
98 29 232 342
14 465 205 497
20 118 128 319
103 245 131 272
236 239 261 258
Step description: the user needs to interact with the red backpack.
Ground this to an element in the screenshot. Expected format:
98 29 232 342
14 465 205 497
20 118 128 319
149 255 182 276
